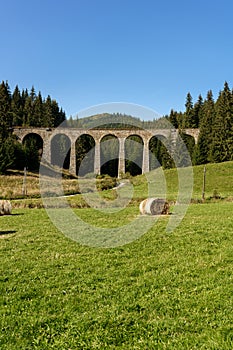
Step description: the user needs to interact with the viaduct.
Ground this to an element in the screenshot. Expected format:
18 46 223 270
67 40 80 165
13 127 200 177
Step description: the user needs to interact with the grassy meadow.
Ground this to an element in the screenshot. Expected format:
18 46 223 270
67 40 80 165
1 162 233 349
1 161 233 208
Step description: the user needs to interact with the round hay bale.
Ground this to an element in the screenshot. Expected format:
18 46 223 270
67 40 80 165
0 200 12 215
139 198 169 215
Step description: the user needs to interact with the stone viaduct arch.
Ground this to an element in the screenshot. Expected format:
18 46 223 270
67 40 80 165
13 127 200 177
100 134 119 177
125 134 144 176
22 132 44 155
76 134 95 176
50 133 71 169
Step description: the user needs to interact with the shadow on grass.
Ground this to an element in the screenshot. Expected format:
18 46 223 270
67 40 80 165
0 230 17 236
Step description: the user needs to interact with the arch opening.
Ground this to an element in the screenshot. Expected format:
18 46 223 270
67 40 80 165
76 134 95 176
125 135 143 176
149 135 174 170
100 135 119 177
22 133 43 171
51 134 71 170
179 133 196 165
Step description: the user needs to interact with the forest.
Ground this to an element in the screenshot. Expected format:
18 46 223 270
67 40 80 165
1 80 233 175
0 81 66 173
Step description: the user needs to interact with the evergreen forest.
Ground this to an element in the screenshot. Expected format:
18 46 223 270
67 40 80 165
1 80 233 175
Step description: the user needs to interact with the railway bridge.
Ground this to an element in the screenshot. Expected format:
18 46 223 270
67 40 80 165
13 127 199 177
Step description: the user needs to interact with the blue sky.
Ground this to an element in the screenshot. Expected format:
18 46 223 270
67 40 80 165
1 0 233 119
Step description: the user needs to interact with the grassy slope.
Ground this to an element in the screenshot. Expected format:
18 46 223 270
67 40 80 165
131 161 233 202
0 161 233 349
0 204 233 349
0 162 233 201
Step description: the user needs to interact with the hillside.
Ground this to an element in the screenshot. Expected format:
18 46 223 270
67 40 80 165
120 161 233 203
1 161 233 207
1 168 233 348
69 113 170 129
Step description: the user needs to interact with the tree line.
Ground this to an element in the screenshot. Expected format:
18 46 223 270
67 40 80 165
71 81 233 169
1 80 233 175
167 81 233 165
0 81 66 173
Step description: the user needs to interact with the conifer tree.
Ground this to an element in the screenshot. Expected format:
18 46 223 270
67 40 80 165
184 92 194 128
11 85 23 126
44 95 54 127
210 82 233 162
169 109 179 128
21 89 29 125
33 92 44 126
192 94 204 128
24 95 34 126
195 90 215 164
0 81 12 134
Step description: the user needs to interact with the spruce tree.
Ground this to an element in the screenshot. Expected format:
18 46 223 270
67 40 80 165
11 85 23 126
184 92 194 128
21 89 29 126
44 96 54 127
192 94 204 128
195 90 215 164
210 82 233 162
0 81 12 134
24 94 34 126
33 92 44 126
169 109 179 128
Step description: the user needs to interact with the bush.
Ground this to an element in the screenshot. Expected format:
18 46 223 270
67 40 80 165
120 171 132 179
96 175 117 191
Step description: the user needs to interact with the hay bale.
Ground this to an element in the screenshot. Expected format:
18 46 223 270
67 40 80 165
0 200 12 215
139 198 169 215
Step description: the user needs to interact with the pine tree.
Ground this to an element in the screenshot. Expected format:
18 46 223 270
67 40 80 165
11 85 23 126
44 96 54 127
30 86 36 102
195 90 215 164
209 82 233 162
33 92 44 126
192 94 204 128
58 108 66 126
21 89 29 125
51 100 60 127
24 95 34 126
184 92 194 128
176 111 185 129
0 81 12 136
169 109 179 128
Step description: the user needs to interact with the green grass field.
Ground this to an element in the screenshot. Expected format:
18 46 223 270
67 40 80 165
1 162 233 349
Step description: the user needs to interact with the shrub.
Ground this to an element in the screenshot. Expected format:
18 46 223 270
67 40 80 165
96 175 117 191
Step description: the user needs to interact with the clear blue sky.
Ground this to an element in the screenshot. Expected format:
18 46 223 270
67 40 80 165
1 0 233 119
